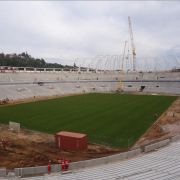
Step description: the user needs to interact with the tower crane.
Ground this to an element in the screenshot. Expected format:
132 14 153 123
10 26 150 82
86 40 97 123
128 16 136 71
117 41 127 91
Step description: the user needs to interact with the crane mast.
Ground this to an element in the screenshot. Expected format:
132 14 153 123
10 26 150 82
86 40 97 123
117 41 127 90
128 16 136 71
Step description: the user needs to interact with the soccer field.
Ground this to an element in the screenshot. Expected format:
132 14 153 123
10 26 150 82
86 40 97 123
0 93 178 148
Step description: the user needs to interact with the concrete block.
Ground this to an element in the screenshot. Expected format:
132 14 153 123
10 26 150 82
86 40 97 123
0 169 6 177
127 149 141 159
68 162 84 170
69 157 108 170
68 162 78 170
51 164 61 172
82 159 94 167
172 135 180 143
127 150 134 159
15 168 20 176
84 157 107 167
145 143 159 153
107 154 119 163
158 141 163 148
23 167 34 175
144 145 152 152
33 166 47 174
15 167 33 176
159 139 169 147
75 161 85 169
120 152 128 160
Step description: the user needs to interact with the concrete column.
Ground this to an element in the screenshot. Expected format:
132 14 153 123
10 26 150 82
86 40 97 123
24 68 26 71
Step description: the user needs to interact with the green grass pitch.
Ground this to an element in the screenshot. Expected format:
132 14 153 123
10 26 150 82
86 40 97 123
0 93 178 149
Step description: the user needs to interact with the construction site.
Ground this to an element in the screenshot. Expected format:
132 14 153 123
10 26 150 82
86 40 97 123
0 17 180 179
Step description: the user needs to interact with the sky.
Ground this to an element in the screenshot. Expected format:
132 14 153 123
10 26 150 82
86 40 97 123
0 1 180 66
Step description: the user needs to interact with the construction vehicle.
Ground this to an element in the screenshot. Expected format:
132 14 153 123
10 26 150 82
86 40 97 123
117 41 127 91
128 16 136 71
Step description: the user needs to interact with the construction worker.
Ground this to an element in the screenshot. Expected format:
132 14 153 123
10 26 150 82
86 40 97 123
2 139 6 149
61 160 65 171
65 159 69 171
61 156 65 163
173 111 175 117
69 159 72 163
155 114 157 120
48 160 51 174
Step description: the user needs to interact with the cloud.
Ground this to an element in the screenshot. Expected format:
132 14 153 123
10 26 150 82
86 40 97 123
0 1 180 66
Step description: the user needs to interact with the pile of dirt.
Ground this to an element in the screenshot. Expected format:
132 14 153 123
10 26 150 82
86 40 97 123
133 97 180 149
0 126 123 170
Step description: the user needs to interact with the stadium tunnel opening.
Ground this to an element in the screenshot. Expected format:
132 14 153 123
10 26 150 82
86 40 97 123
140 86 146 91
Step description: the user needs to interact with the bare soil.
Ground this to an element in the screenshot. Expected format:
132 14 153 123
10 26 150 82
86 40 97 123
1 93 85 106
0 125 123 170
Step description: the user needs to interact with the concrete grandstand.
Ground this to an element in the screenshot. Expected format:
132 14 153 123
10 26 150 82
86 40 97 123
0 66 180 101
0 64 180 179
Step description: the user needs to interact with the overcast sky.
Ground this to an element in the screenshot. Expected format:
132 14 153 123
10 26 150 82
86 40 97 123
0 1 180 66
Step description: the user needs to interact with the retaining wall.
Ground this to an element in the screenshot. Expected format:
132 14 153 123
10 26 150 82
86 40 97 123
0 169 6 177
172 135 180 142
11 148 140 177
1 137 176 177
15 166 48 176
144 139 169 153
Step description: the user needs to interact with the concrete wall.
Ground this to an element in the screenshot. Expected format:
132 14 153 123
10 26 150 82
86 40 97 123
172 135 180 142
107 152 127 163
12 148 141 176
2 140 177 177
0 169 6 177
145 139 169 153
15 166 48 176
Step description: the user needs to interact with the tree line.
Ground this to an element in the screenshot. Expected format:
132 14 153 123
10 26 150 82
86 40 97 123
0 52 74 69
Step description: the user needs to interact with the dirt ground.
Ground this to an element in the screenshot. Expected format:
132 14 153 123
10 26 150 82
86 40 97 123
0 94 180 170
3 93 85 106
0 125 123 170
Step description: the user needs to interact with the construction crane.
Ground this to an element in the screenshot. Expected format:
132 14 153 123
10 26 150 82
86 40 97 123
128 16 136 71
117 41 127 91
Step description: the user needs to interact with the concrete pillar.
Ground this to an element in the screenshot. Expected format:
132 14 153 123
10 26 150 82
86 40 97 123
24 68 26 71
